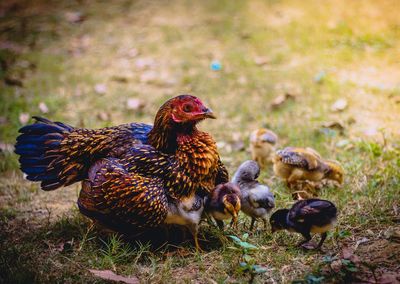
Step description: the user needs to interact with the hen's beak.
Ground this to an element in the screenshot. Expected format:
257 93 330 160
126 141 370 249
202 108 216 119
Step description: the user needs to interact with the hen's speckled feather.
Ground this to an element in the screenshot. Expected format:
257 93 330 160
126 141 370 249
78 158 168 229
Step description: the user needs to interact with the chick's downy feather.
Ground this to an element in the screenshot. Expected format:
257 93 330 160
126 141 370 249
249 129 278 168
232 160 275 226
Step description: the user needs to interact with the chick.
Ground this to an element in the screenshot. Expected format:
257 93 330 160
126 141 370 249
205 182 241 229
249 129 278 168
270 199 337 249
273 147 344 192
232 160 275 230
165 194 204 251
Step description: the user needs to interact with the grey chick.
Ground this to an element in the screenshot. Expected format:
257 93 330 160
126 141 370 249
232 160 275 230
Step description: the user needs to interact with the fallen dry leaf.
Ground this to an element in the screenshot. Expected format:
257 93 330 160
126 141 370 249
254 56 270 66
140 70 158 83
238 75 247 85
126 98 145 111
94 84 107 95
384 227 400 242
355 237 369 250
65 11 85 23
127 48 139 58
376 272 400 284
321 121 345 135
330 99 348 112
231 140 245 152
134 57 155 69
89 269 139 284
19 113 30 124
341 246 360 264
270 93 296 110
321 121 345 131
363 128 378 136
38 102 49 114
330 259 342 273
97 112 110 121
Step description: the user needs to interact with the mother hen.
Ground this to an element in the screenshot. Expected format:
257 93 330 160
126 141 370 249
15 95 228 234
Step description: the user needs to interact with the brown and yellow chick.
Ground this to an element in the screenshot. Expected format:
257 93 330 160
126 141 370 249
205 182 241 229
273 147 344 195
249 128 278 168
165 194 204 251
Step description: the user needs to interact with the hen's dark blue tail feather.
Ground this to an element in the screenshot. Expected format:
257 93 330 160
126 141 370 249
15 116 73 191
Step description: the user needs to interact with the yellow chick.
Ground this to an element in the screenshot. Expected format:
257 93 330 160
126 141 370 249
249 128 278 168
273 147 344 192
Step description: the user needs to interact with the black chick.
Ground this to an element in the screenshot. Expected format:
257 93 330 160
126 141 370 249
270 199 337 249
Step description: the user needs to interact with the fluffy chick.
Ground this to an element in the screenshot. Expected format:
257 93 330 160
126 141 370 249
232 160 275 230
270 199 337 249
165 194 204 251
273 147 344 191
249 129 278 168
205 182 241 229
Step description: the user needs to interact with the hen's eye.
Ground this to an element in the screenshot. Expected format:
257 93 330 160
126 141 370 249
183 104 192 112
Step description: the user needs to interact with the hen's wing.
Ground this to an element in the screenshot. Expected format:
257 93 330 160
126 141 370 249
78 157 169 231
15 116 152 190
276 147 322 170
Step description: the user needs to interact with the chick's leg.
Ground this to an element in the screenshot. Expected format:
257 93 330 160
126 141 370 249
216 219 224 230
298 232 313 249
287 170 303 190
250 218 256 231
230 217 238 229
188 224 202 252
263 218 268 229
316 232 327 249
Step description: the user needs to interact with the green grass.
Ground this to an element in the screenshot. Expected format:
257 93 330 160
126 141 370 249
1 0 400 283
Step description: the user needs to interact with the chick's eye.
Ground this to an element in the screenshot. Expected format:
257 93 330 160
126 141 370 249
182 104 192 112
